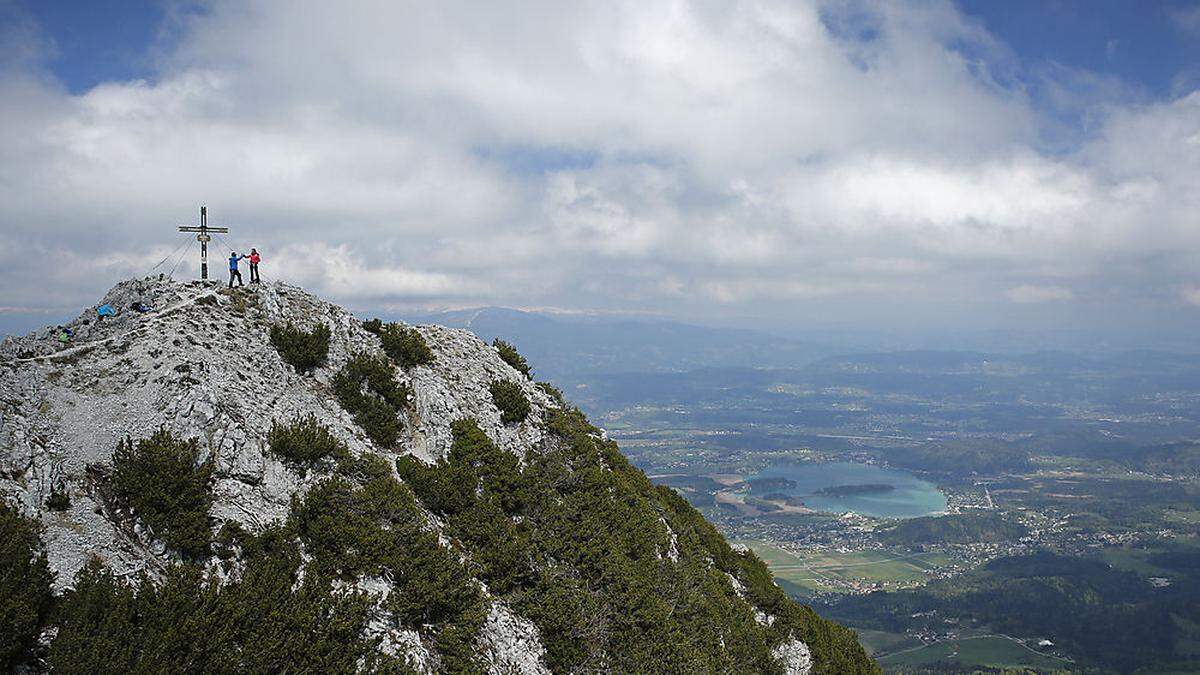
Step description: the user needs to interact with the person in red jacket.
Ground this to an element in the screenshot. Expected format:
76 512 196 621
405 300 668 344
248 248 262 283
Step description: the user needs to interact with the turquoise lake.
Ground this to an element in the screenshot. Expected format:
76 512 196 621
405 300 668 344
749 461 947 519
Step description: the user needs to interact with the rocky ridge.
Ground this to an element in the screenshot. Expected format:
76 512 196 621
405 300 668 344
0 277 855 673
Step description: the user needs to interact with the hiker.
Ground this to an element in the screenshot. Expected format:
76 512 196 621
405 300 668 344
228 252 246 287
248 248 261 283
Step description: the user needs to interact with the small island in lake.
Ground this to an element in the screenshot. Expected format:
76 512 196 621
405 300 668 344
747 476 798 493
814 483 897 497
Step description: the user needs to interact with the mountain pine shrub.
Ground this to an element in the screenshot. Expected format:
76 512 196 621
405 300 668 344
0 503 54 670
47 538 403 673
266 415 349 476
269 322 331 373
537 381 566 407
489 379 530 425
399 408 879 674
46 486 71 511
332 353 410 447
378 323 434 369
111 429 214 559
363 318 433 369
492 338 531 378
289 468 486 670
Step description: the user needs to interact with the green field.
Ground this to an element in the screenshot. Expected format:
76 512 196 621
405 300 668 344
1098 545 1172 575
878 635 1073 672
854 628 921 656
742 541 954 595
1164 508 1200 526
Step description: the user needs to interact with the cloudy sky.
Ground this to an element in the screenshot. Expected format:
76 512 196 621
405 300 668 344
1 0 1199 343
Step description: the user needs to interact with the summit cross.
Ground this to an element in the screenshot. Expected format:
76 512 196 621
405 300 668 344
177 206 229 280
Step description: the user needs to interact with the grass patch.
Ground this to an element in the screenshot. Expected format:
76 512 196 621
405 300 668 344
269 322 330 373
878 635 1072 671
852 628 920 657
744 541 953 593
111 429 214 559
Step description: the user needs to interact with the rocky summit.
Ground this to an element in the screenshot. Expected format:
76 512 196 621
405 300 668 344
0 277 876 674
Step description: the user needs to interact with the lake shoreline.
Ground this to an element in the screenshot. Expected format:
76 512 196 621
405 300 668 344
714 460 948 519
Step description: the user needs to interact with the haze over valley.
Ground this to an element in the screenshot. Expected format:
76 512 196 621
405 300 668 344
423 306 1200 672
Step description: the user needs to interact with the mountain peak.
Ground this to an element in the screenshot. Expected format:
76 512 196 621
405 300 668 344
0 277 874 673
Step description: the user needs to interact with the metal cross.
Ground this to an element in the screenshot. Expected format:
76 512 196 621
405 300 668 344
178 206 229 280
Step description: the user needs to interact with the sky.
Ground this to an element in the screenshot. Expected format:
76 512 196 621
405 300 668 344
1 0 1199 346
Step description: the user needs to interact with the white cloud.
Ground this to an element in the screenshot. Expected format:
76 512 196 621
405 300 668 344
1004 285 1074 304
0 0 1198 328
1183 287 1200 307
1169 5 1200 36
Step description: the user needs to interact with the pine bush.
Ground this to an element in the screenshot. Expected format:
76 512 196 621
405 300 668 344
266 415 349 476
47 541 392 673
492 339 531 378
46 487 71 511
489 379 530 425
378 323 434 369
111 429 214 559
332 354 410 447
0 503 54 670
269 322 331 373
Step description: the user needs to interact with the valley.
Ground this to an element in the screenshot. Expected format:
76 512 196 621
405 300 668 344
447 316 1200 673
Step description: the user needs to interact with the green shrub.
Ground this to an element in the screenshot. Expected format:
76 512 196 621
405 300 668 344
289 472 486 669
289 476 415 579
378 323 434 369
362 318 384 335
266 415 349 476
48 540 386 673
41 391 875 673
537 381 566 407
46 486 71 511
397 419 523 517
489 380 530 425
269 322 331 373
111 429 214 559
213 520 248 566
48 558 139 672
492 339 531 378
332 354 410 447
0 503 54 670
652 476 879 674
460 402 877 674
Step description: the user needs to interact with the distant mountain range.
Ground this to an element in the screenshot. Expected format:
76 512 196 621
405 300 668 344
396 306 846 385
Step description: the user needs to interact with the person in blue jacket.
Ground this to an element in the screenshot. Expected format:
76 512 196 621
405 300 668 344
228 252 246 287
